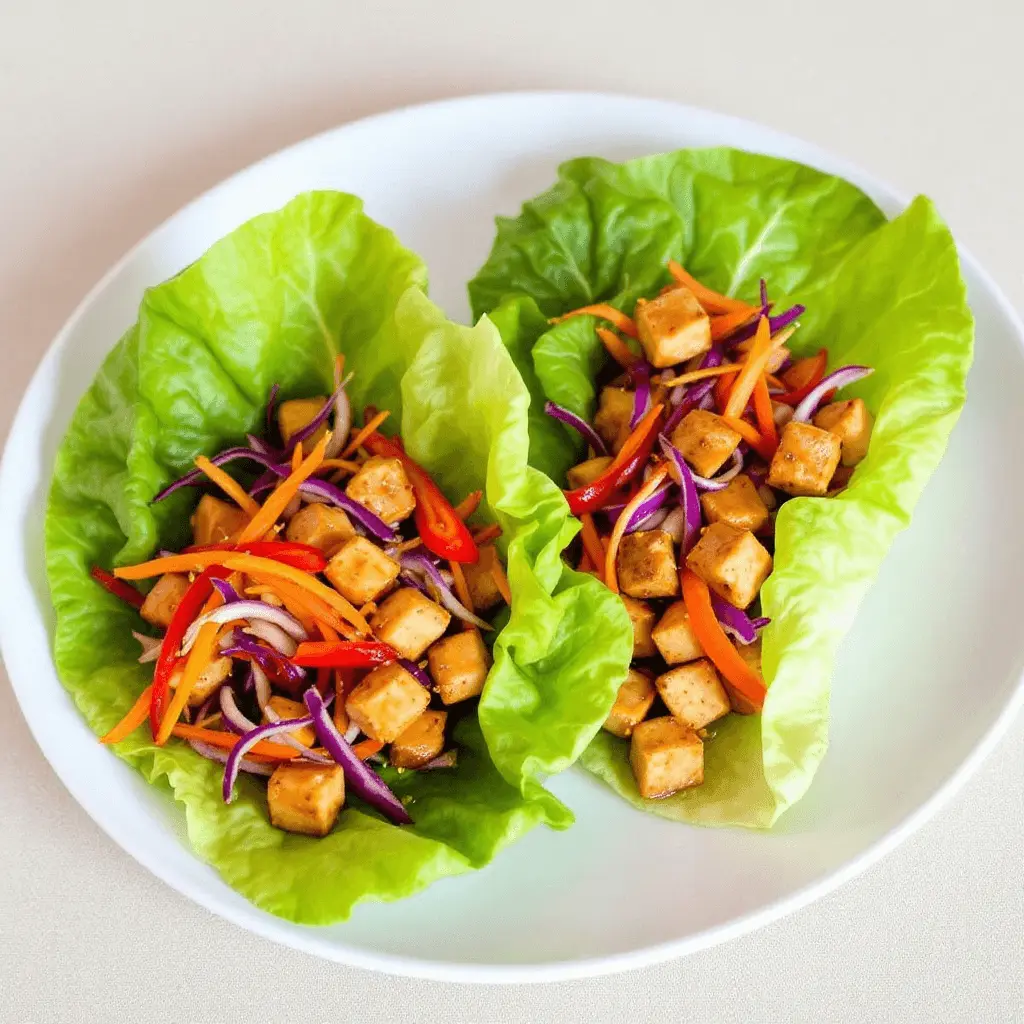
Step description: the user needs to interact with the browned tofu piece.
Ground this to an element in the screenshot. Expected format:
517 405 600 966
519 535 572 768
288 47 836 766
285 503 356 555
263 695 317 747
767 421 842 497
669 409 742 478
267 762 344 837
345 662 430 742
345 456 416 525
700 475 770 533
621 595 658 658
814 398 873 467
656 659 731 730
191 494 249 546
427 630 492 704
168 655 233 708
139 573 191 629
635 286 712 368
616 530 679 599
371 588 451 661
726 638 763 714
390 710 447 768
278 397 328 453
630 716 704 798
603 669 657 739
324 536 401 605
685 522 772 609
567 456 614 490
462 545 504 612
651 600 704 665
593 387 635 454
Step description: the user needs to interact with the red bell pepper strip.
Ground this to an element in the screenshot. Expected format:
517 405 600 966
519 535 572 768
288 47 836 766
363 432 479 563
775 349 827 406
149 566 228 737
564 403 665 515
181 540 327 573
89 566 145 609
291 640 399 668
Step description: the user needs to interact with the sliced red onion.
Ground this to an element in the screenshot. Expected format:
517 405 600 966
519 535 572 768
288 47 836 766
793 366 874 423
244 620 298 658
692 449 744 492
152 447 285 502
628 361 652 429
659 506 687 544
182 600 306 653
324 373 354 459
711 593 770 644
623 482 672 533
285 377 353 455
303 687 411 825
658 435 702 552
222 715 316 802
265 383 280 434
298 478 396 542
251 663 271 710
729 304 806 346
263 701 333 762
419 750 458 770
543 401 608 456
399 658 433 689
220 684 257 733
632 508 669 533
759 279 769 310
343 721 361 744
133 631 162 664
774 402 794 428
398 552 493 630
211 577 242 604
247 433 276 458
249 470 280 498
189 738 274 777
221 630 307 686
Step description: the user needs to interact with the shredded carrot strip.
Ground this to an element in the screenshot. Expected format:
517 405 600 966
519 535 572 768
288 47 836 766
724 317 775 419
453 490 483 521
666 261 757 315
710 307 759 342
100 685 153 744
171 724 301 759
248 575 348 635
471 524 502 545
291 445 303 472
392 536 424 554
766 373 785 390
156 621 220 744
722 415 777 462
341 410 390 458
318 458 361 473
604 465 671 594
317 620 341 642
194 456 261 517
753 374 778 449
596 327 639 369
333 672 349 734
352 739 384 760
195 712 222 729
490 561 512 605
448 561 475 630
579 513 607 583
551 304 639 339
659 363 746 388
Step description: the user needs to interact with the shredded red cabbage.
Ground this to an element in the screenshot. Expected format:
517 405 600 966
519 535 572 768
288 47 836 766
710 593 770 644
543 401 608 456
222 715 316 802
658 435 701 551
793 366 874 423
298 478 396 542
152 447 285 503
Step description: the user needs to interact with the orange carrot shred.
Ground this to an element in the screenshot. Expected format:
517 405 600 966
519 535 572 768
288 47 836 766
100 685 153 744
490 561 512 605
551 304 639 339
194 456 261 517
341 410 390 459
596 327 639 369
579 514 607 584
604 465 671 594
453 490 483 521
666 261 757 315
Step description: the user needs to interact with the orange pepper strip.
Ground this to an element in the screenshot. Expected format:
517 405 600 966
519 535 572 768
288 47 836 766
194 456 261 517
238 434 330 544
352 739 384 760
666 261 757 315
171 724 301 759
453 490 483 521
715 371 738 412
471 524 502 545
291 445 303 472
596 327 640 369
341 410 391 459
604 464 671 594
100 685 154 744
551 304 639 339
252 576 350 636
579 513 607 584
680 570 766 710
710 307 759 342
722 415 777 462
490 560 512 605
752 374 778 449
724 316 775 419
156 620 220 744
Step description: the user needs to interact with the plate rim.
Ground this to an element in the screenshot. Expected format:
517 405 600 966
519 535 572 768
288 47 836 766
3 89 1023 984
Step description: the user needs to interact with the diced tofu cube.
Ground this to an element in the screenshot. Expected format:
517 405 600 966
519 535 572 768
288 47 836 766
727 638 763 714
813 398 873 467
139 572 191 628
285 503 355 555
324 536 401 605
669 410 742 478
655 659 731 730
685 522 772 609
621 595 658 658
767 421 842 497
278 396 328 452
371 588 451 661
427 630 491 704
390 710 447 768
168 655 233 707
463 545 503 612
593 387 635 453
735 336 790 374
345 662 430 742
191 494 248 546
699 475 770 533
635 286 712 368
263 695 317 747
345 456 416 525
603 669 656 738
616 530 679 599
630 716 704 798
651 600 704 665
267 762 344 837
567 455 613 490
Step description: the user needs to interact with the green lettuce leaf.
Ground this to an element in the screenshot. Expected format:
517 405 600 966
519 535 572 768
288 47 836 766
45 190 630 923
469 150 974 827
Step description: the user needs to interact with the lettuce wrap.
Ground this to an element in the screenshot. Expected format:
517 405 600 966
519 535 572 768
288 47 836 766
45 190 631 923
469 149 974 827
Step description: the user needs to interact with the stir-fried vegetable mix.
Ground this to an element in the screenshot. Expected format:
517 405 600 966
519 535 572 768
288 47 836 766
546 266 874 800
97 358 511 836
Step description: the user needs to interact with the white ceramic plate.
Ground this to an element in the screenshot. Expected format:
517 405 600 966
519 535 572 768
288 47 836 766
2 92 1023 983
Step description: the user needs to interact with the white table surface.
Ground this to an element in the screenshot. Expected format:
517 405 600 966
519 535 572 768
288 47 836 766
2 2 1022 1020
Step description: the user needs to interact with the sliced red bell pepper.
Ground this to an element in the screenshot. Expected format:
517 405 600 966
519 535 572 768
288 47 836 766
363 432 478 563
181 540 327 573
89 566 145 609
291 640 399 668
775 349 827 406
